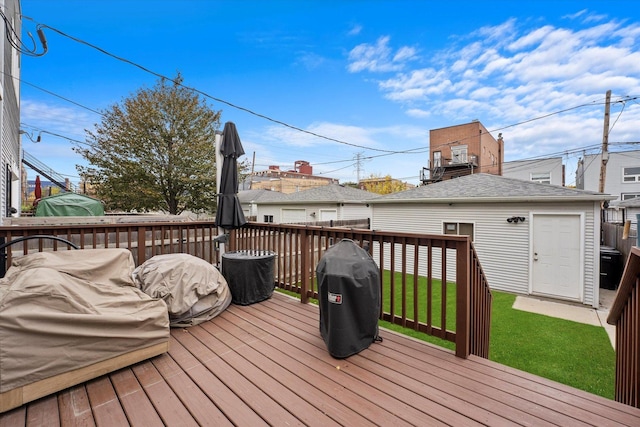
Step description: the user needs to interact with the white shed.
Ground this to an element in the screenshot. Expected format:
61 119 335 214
368 173 616 307
253 184 376 224
237 189 287 220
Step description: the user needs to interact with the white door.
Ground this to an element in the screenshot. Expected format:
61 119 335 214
531 214 582 300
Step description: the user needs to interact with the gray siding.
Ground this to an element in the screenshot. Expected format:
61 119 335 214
372 201 598 306
340 203 371 221
579 151 640 201
256 202 370 223
0 0 21 225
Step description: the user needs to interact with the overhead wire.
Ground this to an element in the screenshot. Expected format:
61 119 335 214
0 7 47 57
23 17 401 154
17 17 640 183
2 71 105 116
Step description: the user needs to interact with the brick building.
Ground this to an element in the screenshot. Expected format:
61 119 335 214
422 121 504 184
249 161 338 194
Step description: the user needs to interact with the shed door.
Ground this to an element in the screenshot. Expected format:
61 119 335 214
532 214 582 300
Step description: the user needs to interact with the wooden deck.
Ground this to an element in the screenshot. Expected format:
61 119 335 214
2 292 640 426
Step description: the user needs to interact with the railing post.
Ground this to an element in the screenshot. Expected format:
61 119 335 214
137 226 146 266
455 238 471 358
300 229 309 304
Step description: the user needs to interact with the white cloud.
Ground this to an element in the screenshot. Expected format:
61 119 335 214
295 52 325 70
347 36 417 73
406 108 431 118
348 24 362 36
563 10 588 21
508 25 555 51
21 100 93 138
342 13 640 184
354 16 640 130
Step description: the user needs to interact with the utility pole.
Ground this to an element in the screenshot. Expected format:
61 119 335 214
249 151 256 190
354 152 363 183
599 90 611 194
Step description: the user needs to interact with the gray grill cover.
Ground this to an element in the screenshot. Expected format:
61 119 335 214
133 253 232 327
317 239 380 358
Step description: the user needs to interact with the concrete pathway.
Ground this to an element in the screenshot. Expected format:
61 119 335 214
513 290 616 348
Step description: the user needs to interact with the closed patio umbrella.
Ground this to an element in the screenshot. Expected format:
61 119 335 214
215 122 247 229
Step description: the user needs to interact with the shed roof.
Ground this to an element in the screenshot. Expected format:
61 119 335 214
257 184 378 205
237 189 287 204
368 173 616 204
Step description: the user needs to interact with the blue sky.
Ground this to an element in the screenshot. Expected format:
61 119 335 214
18 0 640 187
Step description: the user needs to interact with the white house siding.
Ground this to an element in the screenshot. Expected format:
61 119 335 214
340 203 371 221
371 201 598 306
503 158 564 186
256 205 281 223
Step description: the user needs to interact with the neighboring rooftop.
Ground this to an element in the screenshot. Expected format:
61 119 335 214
237 189 287 204
258 183 379 204
369 173 616 203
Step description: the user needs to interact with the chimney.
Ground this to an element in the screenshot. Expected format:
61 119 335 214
295 160 312 175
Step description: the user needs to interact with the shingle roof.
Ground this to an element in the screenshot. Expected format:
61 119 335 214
368 173 615 204
611 197 640 208
237 189 287 204
258 184 379 204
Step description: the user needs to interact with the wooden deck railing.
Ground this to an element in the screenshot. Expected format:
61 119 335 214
0 220 492 359
607 246 640 408
231 223 492 358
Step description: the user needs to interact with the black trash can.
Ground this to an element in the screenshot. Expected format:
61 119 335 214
600 246 622 290
317 239 381 359
222 250 276 305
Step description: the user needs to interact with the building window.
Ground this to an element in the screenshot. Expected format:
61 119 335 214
433 151 441 168
621 193 640 201
263 215 274 223
623 167 640 182
451 145 468 164
443 222 474 241
531 172 551 184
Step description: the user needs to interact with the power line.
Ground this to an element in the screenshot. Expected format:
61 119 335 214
2 71 104 116
0 8 47 57
25 17 402 154
18 18 640 182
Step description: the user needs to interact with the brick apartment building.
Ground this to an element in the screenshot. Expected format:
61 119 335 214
422 120 504 183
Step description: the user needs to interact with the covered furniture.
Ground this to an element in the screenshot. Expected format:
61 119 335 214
35 192 104 216
222 250 276 305
0 248 169 413
133 253 232 327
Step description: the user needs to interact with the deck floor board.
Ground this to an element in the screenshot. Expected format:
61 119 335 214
2 292 640 427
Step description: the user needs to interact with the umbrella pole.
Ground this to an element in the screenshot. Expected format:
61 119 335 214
215 131 226 266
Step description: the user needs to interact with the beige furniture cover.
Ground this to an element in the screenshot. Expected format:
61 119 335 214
0 248 169 411
133 253 232 327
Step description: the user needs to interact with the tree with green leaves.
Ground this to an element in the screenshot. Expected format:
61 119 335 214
75 74 221 215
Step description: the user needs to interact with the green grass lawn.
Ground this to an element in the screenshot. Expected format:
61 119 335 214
280 274 616 399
